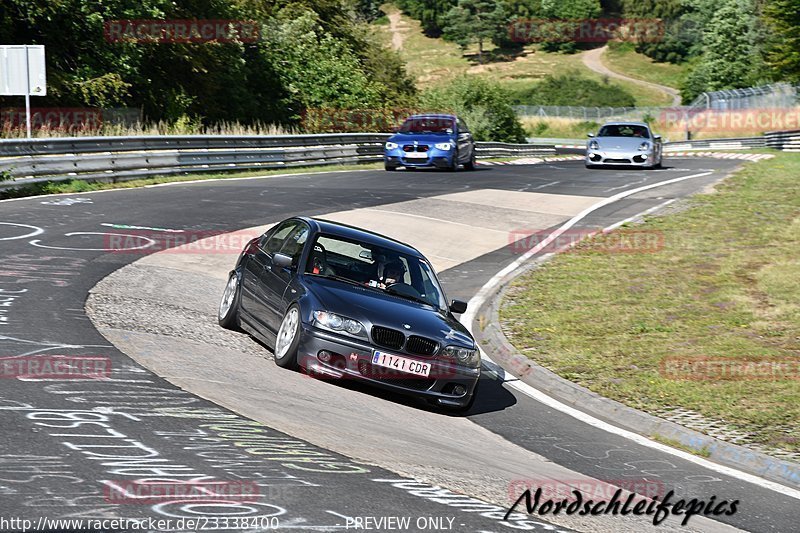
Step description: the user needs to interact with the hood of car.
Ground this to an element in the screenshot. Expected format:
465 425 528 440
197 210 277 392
388 133 454 145
591 137 650 151
305 276 474 347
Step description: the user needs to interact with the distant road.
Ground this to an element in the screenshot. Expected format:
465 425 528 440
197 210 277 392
582 45 682 106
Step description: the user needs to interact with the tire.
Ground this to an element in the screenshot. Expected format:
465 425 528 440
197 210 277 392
464 150 476 171
585 163 596 169
218 272 242 331
385 164 397 171
274 304 301 369
447 149 459 172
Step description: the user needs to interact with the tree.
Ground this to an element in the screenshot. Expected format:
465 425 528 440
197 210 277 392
423 76 526 142
442 0 509 61
764 0 800 82
682 0 764 101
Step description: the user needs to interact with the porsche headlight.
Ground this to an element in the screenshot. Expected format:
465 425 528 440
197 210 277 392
443 345 480 368
638 142 651 151
434 142 452 151
313 311 367 339
385 141 399 150
588 140 599 150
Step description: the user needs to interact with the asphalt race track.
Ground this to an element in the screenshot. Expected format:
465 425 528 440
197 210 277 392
0 159 796 533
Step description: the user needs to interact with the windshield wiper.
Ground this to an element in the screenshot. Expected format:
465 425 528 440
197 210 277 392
384 286 432 307
316 273 361 287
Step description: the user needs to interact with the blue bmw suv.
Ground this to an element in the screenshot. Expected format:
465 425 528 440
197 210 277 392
383 114 476 171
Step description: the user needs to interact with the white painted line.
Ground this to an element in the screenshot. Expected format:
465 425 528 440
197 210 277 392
463 170 800 499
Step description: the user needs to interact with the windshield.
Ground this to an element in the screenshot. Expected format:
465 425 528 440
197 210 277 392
597 124 650 139
397 117 454 135
305 234 448 311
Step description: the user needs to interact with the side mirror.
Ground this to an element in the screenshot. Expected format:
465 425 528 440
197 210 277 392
272 253 293 269
450 299 468 314
587 133 595 138
653 135 662 141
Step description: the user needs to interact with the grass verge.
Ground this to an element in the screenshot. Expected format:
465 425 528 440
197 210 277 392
500 152 800 454
0 163 382 201
604 42 686 92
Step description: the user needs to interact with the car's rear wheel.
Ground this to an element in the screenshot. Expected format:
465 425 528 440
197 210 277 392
274 304 301 369
218 272 241 331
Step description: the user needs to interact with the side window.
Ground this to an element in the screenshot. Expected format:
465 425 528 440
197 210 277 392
264 221 299 254
458 118 470 134
279 224 310 265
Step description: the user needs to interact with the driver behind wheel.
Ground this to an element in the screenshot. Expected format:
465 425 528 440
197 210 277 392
380 261 406 287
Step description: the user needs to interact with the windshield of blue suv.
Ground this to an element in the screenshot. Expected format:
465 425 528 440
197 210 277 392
398 117 454 135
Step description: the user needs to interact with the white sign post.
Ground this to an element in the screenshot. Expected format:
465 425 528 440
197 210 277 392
0 45 47 138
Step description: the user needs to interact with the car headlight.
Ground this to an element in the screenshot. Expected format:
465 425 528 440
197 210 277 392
588 140 599 150
385 142 398 150
443 345 480 368
638 142 651 151
313 310 367 339
434 142 452 151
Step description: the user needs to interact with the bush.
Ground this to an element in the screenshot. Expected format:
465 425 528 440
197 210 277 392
510 71 637 107
422 76 527 142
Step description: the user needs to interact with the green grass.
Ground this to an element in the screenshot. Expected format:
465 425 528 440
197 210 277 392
604 42 686 92
500 152 800 454
375 5 672 106
651 435 711 457
0 163 382 200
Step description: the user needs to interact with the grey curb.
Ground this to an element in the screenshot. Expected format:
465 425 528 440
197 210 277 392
473 257 800 491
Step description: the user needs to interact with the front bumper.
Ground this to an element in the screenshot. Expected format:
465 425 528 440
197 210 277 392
384 148 454 168
586 150 655 166
297 324 480 408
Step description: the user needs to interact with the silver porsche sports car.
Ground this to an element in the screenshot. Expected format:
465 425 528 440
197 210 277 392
585 122 663 169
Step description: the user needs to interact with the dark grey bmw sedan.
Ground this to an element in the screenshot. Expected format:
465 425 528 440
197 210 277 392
218 216 480 411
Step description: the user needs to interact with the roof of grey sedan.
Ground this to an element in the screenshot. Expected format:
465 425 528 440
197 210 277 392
301 217 424 258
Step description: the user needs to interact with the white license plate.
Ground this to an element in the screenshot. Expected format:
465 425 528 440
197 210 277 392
405 152 428 159
372 351 431 377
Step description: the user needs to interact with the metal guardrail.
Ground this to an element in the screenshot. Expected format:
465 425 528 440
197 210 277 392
0 134 558 189
0 131 787 191
765 129 800 152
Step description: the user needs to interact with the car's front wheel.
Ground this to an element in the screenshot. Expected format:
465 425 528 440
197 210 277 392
218 272 241 330
447 149 459 172
464 150 476 171
274 304 301 369
384 163 397 171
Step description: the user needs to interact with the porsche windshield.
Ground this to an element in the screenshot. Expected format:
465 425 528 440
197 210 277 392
305 234 448 310
597 125 651 138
